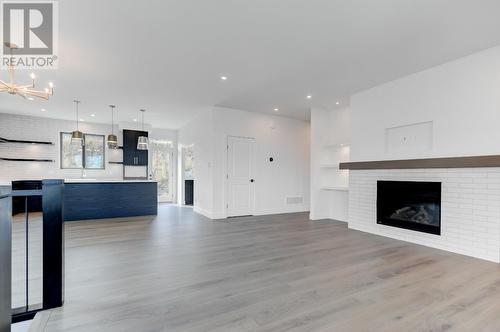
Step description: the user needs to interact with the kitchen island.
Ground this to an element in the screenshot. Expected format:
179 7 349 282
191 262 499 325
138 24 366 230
64 180 157 221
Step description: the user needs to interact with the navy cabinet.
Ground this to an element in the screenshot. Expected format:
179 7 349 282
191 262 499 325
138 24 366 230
64 181 158 221
123 130 148 166
185 180 194 205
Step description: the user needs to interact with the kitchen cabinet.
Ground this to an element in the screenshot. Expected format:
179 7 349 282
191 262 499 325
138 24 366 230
123 129 148 166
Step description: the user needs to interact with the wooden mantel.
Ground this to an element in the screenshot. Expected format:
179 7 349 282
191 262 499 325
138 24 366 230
339 155 500 170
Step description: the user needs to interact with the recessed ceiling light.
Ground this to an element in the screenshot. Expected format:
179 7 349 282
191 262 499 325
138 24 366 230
90 114 95 117
41 108 46 112
27 97 34 101
306 95 312 99
79 118 85 122
220 76 228 81
133 118 137 122
336 101 340 105
274 108 279 112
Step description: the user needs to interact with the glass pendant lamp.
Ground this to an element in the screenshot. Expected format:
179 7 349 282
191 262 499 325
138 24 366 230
107 105 118 149
137 109 149 150
71 100 83 143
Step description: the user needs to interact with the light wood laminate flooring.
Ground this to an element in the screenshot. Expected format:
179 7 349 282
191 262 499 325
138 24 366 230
36 204 500 331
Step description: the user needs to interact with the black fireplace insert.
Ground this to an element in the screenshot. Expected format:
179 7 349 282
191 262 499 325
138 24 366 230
377 181 441 235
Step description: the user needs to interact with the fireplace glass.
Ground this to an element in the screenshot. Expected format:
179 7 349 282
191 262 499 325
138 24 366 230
377 181 441 235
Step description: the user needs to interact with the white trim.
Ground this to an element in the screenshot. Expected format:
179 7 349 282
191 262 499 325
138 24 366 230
226 135 256 217
193 207 226 220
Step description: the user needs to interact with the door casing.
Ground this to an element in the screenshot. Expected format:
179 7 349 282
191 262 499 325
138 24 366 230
226 135 256 217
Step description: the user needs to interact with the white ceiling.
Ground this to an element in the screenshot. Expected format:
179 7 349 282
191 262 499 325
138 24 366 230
2 0 500 129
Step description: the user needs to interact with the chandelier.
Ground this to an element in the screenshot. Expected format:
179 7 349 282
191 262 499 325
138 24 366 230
0 42 54 100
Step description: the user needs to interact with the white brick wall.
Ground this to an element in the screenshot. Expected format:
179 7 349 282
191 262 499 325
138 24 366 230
349 168 500 263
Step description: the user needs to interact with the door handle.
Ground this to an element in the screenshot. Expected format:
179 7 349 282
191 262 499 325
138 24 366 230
250 179 255 183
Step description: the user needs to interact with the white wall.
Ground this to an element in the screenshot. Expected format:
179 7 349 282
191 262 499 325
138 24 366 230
348 45 500 262
0 113 178 199
310 107 350 221
351 45 500 162
0 113 123 184
178 107 310 219
177 109 215 216
212 107 310 218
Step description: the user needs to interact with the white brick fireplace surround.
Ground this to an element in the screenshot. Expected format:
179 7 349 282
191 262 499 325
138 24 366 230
348 168 500 263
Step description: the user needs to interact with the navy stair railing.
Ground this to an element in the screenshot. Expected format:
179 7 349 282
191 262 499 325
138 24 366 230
11 179 64 323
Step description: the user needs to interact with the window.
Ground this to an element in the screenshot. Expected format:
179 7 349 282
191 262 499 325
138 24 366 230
150 140 174 202
60 133 105 169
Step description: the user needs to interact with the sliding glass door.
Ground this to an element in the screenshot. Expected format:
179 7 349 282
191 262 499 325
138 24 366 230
150 140 174 202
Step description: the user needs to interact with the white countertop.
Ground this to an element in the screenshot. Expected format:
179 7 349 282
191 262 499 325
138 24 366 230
0 179 157 185
64 179 156 183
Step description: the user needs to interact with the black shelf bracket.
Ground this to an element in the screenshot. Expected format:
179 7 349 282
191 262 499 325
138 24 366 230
0 158 54 162
0 137 53 145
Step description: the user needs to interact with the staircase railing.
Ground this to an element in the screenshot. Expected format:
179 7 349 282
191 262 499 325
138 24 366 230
11 179 65 324
0 186 12 332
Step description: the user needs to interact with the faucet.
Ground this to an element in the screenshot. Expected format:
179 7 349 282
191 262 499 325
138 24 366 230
81 168 87 179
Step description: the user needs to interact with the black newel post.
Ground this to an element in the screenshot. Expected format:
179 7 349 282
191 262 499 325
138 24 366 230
42 179 65 309
0 187 12 332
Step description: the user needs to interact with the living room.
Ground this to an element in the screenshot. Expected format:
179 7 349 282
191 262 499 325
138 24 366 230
2 1 500 331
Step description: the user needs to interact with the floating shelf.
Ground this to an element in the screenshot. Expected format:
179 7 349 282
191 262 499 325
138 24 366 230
0 137 53 145
108 161 123 165
340 155 500 170
320 186 349 192
323 143 350 148
320 164 339 169
0 157 54 162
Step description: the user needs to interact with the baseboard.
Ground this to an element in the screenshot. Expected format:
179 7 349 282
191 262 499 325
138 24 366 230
254 206 309 216
348 224 500 263
193 206 213 219
310 212 348 222
193 207 226 220
309 213 330 221
195 206 310 220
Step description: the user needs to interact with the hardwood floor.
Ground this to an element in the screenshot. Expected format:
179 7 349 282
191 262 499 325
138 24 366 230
37 204 500 331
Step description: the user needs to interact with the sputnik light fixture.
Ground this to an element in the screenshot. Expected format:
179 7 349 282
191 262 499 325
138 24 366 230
137 109 149 150
71 100 83 143
0 43 54 100
107 105 118 149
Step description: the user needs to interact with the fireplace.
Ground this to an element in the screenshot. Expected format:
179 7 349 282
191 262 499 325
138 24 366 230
377 181 441 235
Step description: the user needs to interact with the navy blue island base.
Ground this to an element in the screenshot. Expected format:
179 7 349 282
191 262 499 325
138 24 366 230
64 181 158 221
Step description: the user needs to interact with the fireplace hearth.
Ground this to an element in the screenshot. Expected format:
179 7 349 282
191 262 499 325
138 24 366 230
377 181 441 235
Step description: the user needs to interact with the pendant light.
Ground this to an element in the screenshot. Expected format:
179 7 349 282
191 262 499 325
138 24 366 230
71 100 83 142
107 105 118 149
137 109 149 150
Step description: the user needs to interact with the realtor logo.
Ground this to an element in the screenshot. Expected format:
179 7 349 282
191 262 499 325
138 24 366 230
1 0 59 68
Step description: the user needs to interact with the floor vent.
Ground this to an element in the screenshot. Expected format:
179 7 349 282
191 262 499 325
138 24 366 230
286 196 303 205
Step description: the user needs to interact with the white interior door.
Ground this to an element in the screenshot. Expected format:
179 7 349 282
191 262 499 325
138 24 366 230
227 136 255 217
